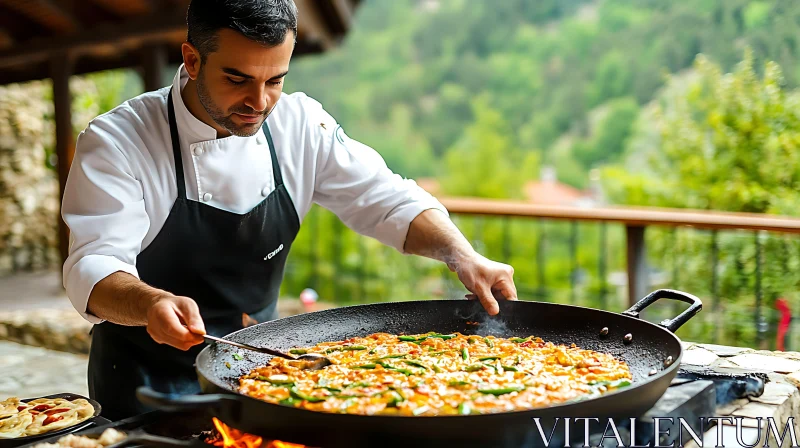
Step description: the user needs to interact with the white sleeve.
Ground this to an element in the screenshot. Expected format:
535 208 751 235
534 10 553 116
61 124 149 323
306 98 448 253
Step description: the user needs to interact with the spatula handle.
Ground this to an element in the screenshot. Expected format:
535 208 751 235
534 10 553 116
202 334 295 360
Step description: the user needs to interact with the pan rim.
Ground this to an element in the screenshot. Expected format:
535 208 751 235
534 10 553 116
197 298 688 420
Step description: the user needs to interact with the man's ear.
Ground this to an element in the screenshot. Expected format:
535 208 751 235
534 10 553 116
181 42 203 80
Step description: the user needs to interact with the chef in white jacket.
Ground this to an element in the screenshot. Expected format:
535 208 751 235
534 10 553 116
61 0 517 419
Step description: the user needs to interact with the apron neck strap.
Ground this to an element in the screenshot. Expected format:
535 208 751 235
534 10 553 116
262 121 283 186
167 90 187 200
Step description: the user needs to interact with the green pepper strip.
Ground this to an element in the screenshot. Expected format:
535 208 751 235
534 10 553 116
502 365 518 372
334 393 365 398
478 356 500 361
290 387 328 403
589 379 632 388
314 386 342 393
377 361 415 376
448 380 471 386
458 402 471 415
279 397 300 406
478 385 526 395
256 376 295 386
462 347 469 361
351 363 377 369
401 360 429 370
428 333 457 340
373 354 407 360
509 337 530 343
484 337 494 348
464 364 484 372
326 345 367 353
289 349 308 355
398 335 418 341
431 363 442 373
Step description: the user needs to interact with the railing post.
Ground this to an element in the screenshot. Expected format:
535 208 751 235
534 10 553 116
599 222 607 309
570 221 578 304
710 230 720 344
537 219 546 300
754 231 763 347
626 225 647 307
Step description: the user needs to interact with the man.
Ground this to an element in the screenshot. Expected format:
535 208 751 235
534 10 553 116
62 0 517 420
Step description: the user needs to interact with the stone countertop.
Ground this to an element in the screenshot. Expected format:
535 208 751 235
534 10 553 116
680 342 800 448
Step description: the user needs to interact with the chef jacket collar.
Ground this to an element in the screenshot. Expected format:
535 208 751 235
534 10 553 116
170 64 263 145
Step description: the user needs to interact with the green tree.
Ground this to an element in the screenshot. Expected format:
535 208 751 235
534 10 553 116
440 97 533 198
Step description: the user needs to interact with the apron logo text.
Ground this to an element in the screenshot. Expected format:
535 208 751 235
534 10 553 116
264 244 284 260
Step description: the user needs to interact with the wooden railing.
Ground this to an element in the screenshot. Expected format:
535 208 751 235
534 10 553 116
439 197 800 307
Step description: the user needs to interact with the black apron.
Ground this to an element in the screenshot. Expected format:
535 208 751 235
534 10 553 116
88 91 300 420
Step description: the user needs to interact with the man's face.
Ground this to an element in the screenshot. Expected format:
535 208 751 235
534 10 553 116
195 29 294 137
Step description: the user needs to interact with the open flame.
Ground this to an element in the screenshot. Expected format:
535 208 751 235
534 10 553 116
209 418 309 448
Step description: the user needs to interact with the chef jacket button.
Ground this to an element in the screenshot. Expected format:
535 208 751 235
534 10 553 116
193 147 204 156
202 193 212 202
261 186 270 197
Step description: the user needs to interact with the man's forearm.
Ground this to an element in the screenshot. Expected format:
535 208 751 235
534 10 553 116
403 209 476 271
87 272 165 326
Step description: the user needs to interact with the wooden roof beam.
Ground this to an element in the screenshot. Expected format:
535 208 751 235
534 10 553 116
0 6 187 69
295 0 335 51
0 0 78 34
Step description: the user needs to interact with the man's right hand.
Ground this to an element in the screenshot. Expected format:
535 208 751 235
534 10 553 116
146 295 206 351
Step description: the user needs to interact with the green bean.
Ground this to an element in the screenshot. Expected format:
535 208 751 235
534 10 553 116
350 363 377 369
448 380 471 387
462 347 470 361
401 360 429 370
464 364 484 372
484 337 494 348
477 385 526 395
458 402 472 415
289 349 307 355
290 387 328 403
478 356 500 361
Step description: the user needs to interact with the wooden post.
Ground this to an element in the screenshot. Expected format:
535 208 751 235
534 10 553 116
626 225 647 307
141 43 167 92
50 53 74 267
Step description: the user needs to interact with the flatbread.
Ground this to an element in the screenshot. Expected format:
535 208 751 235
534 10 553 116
0 412 33 439
30 428 127 448
0 397 21 419
0 396 94 439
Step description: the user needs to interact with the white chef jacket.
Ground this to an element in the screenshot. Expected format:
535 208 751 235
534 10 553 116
62 64 448 324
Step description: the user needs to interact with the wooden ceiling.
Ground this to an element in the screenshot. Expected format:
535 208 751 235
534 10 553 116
0 0 360 85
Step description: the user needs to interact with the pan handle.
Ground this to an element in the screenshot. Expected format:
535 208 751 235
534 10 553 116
622 289 702 333
135 386 241 413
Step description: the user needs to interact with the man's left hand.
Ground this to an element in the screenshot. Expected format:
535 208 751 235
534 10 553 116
449 252 518 316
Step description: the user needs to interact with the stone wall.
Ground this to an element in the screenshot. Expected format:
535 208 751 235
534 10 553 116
0 81 60 274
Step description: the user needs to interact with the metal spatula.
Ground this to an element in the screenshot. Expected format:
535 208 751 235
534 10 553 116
202 334 332 370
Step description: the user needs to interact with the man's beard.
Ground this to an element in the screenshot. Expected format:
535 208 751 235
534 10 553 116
196 70 269 137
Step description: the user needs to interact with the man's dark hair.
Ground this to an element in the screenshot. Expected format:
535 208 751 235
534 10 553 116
187 0 298 61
